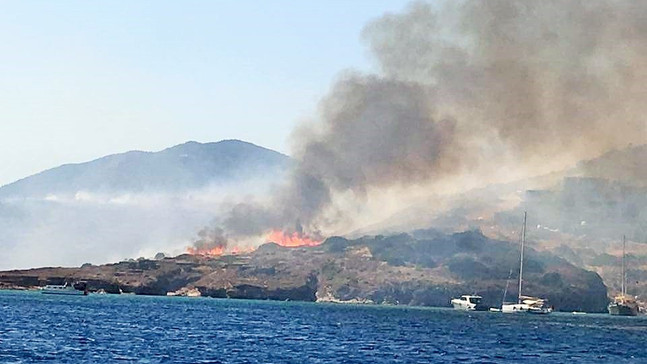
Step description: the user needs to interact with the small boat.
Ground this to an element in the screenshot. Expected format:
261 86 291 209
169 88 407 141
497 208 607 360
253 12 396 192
41 281 88 296
520 295 552 314
608 296 638 316
501 302 527 313
501 212 552 314
608 236 639 316
451 295 488 311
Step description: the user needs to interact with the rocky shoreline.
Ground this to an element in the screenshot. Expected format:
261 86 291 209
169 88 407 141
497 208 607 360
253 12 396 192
0 230 611 312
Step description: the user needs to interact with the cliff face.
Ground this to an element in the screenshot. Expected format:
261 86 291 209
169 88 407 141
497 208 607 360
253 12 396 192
315 231 608 312
0 252 319 302
0 230 609 312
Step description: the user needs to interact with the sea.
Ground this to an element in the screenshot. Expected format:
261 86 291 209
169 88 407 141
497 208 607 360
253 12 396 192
1 291 646 363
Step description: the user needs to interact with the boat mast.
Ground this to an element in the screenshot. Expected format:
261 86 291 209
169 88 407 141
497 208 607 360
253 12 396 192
622 235 626 297
502 269 512 305
518 211 527 304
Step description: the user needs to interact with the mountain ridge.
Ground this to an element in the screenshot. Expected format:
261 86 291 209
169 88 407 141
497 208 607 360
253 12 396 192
0 139 291 198
0 139 293 270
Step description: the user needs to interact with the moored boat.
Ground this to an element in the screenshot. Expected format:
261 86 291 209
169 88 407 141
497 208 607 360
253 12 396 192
41 281 88 295
500 296 552 314
500 212 551 314
608 236 638 316
451 295 488 311
608 296 638 316
522 296 552 314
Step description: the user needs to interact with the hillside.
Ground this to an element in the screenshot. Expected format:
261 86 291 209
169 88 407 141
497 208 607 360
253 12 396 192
0 230 609 312
0 140 291 198
364 144 647 244
573 144 647 187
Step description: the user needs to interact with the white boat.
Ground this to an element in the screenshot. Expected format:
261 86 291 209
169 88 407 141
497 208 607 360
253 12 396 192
500 212 552 314
451 295 488 311
502 295 552 314
608 235 639 316
41 282 87 295
501 301 528 313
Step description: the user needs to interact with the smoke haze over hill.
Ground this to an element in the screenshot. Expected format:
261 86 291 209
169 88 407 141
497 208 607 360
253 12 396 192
218 0 647 244
0 141 290 269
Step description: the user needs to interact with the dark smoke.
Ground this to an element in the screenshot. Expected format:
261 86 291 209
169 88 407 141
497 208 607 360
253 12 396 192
214 0 647 243
221 74 456 237
296 75 457 191
364 1 647 159
190 227 228 252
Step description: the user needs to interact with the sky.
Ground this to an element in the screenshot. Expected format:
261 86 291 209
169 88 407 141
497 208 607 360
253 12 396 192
0 0 413 187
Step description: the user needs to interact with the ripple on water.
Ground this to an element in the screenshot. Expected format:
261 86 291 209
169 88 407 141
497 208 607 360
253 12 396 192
1 292 647 363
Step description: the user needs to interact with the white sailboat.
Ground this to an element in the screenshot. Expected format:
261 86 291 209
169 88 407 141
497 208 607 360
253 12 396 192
608 235 639 316
501 212 552 314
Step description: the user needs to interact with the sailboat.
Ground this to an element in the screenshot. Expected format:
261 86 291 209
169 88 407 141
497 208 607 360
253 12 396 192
501 212 552 314
608 235 639 316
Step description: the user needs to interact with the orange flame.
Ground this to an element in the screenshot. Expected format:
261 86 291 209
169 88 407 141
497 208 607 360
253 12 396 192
186 230 322 256
267 230 322 247
230 246 255 255
186 246 225 257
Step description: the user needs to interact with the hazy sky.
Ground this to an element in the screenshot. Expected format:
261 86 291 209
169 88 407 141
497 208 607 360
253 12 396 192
0 0 413 186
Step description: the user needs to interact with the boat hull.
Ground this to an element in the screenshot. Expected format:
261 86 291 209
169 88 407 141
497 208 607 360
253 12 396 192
608 303 638 316
501 303 529 313
41 283 87 296
41 288 86 295
528 306 552 314
451 295 489 311
451 300 488 311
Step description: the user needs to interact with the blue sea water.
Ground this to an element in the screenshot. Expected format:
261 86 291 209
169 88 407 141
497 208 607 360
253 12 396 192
1 291 646 363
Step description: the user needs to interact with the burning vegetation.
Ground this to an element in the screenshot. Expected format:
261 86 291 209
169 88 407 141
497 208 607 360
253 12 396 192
186 245 224 257
186 227 227 257
187 227 322 256
266 230 322 248
188 0 647 258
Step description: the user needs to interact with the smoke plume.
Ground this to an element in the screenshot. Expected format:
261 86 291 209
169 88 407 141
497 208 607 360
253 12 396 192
215 0 647 244
189 227 228 255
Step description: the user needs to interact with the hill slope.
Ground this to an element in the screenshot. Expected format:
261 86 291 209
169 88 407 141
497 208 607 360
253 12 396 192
573 144 647 187
0 230 609 312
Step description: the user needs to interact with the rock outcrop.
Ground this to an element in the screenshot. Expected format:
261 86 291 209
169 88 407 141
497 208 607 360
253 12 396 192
0 230 609 312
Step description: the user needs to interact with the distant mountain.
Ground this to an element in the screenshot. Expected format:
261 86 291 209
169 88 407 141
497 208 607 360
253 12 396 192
0 140 291 198
0 140 292 270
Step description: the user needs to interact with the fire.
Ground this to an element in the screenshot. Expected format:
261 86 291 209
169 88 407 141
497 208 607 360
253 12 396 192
186 229 322 256
230 246 255 255
186 246 224 257
186 245 254 256
267 230 322 247
186 244 257 256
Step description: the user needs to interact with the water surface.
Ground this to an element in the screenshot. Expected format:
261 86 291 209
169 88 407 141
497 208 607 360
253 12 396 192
1 291 645 363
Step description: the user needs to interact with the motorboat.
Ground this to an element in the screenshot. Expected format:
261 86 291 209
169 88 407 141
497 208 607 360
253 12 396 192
451 295 488 311
41 281 88 295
